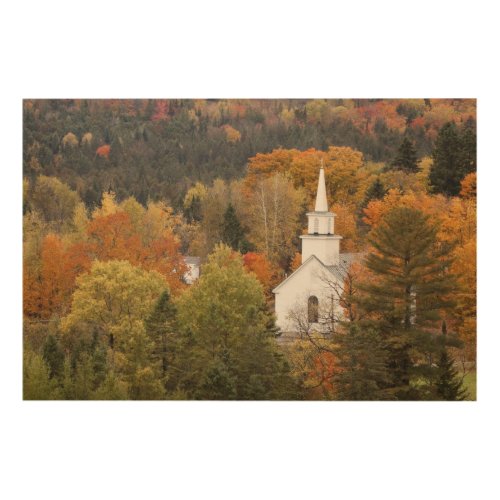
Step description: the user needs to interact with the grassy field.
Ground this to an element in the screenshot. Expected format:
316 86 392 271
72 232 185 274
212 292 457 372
462 371 477 401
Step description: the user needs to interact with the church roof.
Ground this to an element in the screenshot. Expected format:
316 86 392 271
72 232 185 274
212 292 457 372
272 252 363 293
314 167 329 212
325 252 362 281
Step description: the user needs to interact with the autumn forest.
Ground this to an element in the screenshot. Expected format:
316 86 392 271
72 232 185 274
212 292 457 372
22 98 477 400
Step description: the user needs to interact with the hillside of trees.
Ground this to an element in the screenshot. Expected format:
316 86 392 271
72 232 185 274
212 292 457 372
23 99 476 207
23 98 476 400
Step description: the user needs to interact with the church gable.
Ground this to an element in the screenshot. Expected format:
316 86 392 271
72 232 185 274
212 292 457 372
272 254 335 294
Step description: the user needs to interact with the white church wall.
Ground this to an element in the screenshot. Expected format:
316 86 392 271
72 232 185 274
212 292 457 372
274 258 343 333
306 212 335 234
301 235 341 266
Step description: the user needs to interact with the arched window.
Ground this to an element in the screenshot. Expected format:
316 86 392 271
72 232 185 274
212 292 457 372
313 218 319 234
308 295 319 323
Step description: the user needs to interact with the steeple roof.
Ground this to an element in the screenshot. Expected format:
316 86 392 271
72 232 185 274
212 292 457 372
314 166 328 212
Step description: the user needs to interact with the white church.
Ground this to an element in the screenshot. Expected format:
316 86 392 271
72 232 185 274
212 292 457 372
272 167 359 337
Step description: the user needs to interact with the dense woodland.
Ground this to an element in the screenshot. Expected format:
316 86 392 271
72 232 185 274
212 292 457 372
23 99 476 400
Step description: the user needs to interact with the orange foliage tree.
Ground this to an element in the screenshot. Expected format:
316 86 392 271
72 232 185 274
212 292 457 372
142 231 188 294
87 211 187 294
460 172 476 199
290 252 302 272
243 252 278 296
306 351 337 399
87 212 143 264
330 202 360 252
96 144 111 159
24 234 91 319
246 146 365 208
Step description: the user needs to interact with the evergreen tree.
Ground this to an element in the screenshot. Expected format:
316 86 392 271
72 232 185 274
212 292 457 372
429 122 476 196
392 137 418 173
433 322 467 400
185 195 202 223
460 122 477 176
435 347 467 400
221 203 245 251
144 290 178 382
356 207 456 399
364 178 386 205
42 334 64 379
195 355 238 400
332 324 392 400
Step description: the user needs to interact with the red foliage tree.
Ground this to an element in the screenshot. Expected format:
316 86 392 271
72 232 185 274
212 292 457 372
96 144 111 159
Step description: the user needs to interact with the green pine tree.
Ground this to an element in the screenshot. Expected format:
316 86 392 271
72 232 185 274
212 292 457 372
356 207 456 399
460 121 477 177
392 137 418 173
42 334 64 379
144 290 178 383
435 347 467 401
332 324 392 400
429 122 476 196
432 322 467 400
221 203 245 251
364 178 386 205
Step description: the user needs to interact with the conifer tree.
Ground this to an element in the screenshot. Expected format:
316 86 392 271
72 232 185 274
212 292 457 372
435 347 467 400
364 178 386 205
144 290 178 381
222 203 245 251
429 122 476 196
332 324 392 400
433 322 467 400
356 207 456 399
460 122 477 176
392 137 418 173
42 334 64 379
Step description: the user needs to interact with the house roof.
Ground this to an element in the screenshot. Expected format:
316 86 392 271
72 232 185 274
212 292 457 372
184 256 200 266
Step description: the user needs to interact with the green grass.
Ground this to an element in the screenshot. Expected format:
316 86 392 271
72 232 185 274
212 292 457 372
462 371 477 400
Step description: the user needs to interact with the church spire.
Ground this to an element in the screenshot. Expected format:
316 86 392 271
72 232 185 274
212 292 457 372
314 161 328 212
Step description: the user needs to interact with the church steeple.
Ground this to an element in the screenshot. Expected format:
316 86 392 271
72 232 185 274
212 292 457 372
300 165 342 265
314 165 328 212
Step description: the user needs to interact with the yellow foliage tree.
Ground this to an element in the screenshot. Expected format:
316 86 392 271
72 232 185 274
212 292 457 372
120 196 146 233
92 191 119 218
247 146 365 208
62 132 78 148
222 124 241 143
81 132 93 146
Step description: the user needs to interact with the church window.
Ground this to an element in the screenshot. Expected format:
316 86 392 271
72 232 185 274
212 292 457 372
314 218 319 234
308 296 319 323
